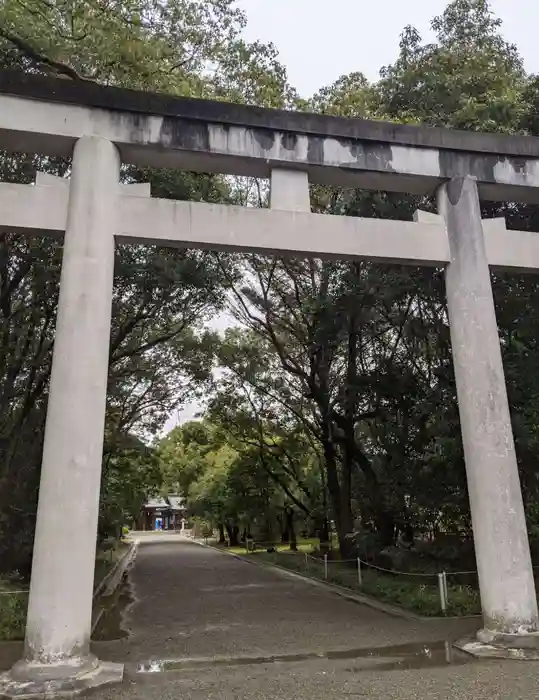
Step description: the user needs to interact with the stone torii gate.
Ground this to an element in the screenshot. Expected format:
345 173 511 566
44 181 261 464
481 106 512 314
1 70 539 695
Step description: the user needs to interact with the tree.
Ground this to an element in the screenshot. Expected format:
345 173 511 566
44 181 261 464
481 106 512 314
375 0 527 132
160 419 279 545
209 332 327 544
99 433 161 539
0 0 243 88
0 0 299 106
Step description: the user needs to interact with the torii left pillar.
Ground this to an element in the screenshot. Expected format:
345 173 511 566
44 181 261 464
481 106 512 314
0 136 124 697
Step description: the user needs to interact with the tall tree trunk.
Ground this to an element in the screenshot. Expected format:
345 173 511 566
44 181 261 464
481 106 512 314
225 522 240 547
218 523 226 544
318 516 330 544
319 462 330 545
322 438 355 559
376 512 396 548
280 512 290 543
285 508 297 551
336 295 359 559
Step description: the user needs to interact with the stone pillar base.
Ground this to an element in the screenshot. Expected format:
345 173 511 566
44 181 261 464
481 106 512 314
0 660 123 698
456 630 539 660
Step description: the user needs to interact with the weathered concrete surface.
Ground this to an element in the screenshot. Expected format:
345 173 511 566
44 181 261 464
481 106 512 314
3 70 539 201
270 169 311 212
2 69 537 156
438 176 539 640
22 137 120 668
0 661 122 699
0 137 124 698
5 172 539 273
0 176 451 266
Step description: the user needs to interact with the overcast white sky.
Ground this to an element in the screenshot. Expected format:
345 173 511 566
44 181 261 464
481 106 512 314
237 0 537 98
166 0 536 431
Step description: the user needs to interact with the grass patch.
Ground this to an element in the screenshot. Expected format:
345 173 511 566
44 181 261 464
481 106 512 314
0 539 130 642
358 571 480 617
215 538 321 556
251 550 481 617
0 580 28 641
94 539 129 587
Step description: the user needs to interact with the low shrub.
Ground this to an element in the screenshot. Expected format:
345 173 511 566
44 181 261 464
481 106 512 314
257 551 481 617
0 587 27 641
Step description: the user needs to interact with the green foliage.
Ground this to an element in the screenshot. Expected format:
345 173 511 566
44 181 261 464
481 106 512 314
0 0 297 106
159 420 286 539
256 551 481 617
0 585 27 641
0 0 242 90
94 541 129 588
358 573 480 617
99 435 162 539
375 0 527 132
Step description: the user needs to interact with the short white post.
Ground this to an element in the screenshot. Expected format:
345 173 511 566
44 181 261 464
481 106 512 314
357 557 362 586
324 554 328 580
304 552 308 571
442 571 448 607
438 573 447 614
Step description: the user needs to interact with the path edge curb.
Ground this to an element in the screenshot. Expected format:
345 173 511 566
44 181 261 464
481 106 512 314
94 541 137 599
91 540 138 633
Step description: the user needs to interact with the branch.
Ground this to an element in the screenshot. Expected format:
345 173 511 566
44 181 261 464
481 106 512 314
0 27 91 81
15 0 88 41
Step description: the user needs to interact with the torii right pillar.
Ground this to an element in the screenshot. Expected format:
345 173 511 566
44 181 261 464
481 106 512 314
438 175 539 657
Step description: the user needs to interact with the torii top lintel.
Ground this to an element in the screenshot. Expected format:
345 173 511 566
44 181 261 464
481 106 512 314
2 70 539 203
